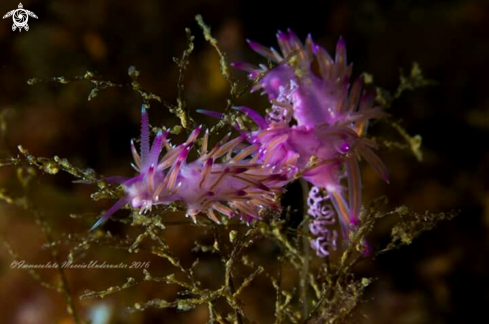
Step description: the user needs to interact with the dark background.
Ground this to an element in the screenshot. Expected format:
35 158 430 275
0 0 487 323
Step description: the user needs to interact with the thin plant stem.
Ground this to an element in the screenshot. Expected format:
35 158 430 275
299 178 310 320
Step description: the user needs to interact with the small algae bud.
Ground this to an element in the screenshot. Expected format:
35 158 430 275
43 161 59 175
57 77 69 84
84 71 94 80
363 72 374 84
128 66 140 79
170 125 183 135
177 300 195 311
361 278 372 287
229 230 237 243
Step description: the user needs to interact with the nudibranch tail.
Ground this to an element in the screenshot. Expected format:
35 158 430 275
90 198 128 231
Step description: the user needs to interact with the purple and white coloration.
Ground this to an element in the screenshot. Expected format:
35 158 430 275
231 30 389 255
308 186 338 258
92 30 389 259
91 106 293 230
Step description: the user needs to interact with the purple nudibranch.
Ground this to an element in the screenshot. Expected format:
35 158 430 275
91 30 389 260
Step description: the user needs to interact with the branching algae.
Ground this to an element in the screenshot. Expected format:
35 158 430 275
0 16 455 324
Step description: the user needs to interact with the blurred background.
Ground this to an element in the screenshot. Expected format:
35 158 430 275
0 0 488 323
